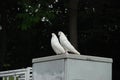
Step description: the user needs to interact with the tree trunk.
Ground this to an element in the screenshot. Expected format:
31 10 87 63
69 0 79 49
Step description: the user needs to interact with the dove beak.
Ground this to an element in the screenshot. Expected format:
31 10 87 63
58 32 61 36
51 33 55 36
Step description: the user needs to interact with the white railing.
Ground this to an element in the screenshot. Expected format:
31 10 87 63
0 67 32 80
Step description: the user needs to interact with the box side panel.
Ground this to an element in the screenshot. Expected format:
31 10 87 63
33 59 65 80
66 59 112 80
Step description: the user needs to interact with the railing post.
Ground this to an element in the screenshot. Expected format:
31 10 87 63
25 67 31 80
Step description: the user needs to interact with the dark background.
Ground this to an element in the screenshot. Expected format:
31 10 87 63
0 0 120 80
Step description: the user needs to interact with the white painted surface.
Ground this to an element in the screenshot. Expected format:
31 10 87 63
66 59 112 80
33 59 65 80
32 54 113 63
32 54 112 80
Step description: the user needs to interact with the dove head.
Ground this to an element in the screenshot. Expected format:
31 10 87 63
58 31 68 40
52 33 56 36
58 31 64 36
52 33 58 38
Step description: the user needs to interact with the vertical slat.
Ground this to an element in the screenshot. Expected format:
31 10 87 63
18 77 20 80
6 76 9 80
14 75 16 80
2 77 5 80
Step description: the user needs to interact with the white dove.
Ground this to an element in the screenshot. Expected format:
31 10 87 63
58 31 80 55
51 33 67 55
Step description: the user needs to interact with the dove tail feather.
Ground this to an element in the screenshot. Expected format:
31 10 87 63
74 50 80 55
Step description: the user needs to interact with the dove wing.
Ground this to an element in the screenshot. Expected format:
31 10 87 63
61 38 76 51
59 33 80 55
51 34 65 54
51 41 65 54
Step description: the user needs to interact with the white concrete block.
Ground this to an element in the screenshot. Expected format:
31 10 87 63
32 54 113 80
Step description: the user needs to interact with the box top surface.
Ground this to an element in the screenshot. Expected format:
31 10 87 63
32 54 113 63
